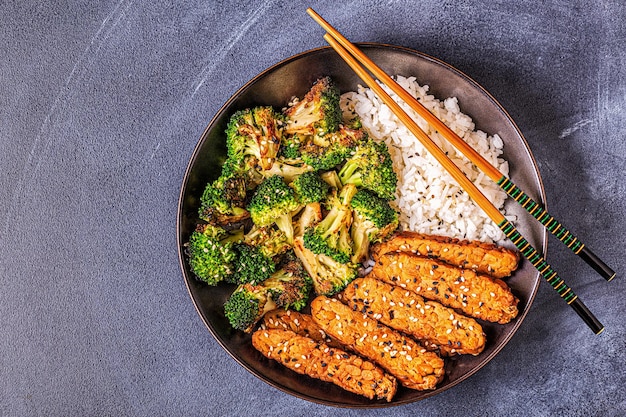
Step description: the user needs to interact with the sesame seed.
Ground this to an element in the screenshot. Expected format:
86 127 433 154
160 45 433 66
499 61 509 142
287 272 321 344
490 292 496 297
406 355 413 361
446 328 452 334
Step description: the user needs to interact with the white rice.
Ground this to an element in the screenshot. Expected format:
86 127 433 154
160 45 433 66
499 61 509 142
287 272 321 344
340 75 511 243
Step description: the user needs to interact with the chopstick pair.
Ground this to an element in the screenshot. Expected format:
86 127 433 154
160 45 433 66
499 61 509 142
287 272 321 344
307 7 609 334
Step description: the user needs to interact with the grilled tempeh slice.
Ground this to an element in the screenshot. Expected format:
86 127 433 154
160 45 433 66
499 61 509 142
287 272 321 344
371 252 519 324
340 277 486 356
371 231 520 279
310 296 445 391
261 309 343 349
252 328 397 401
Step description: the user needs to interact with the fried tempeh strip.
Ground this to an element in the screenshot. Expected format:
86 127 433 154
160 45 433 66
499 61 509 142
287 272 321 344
371 252 519 324
252 328 397 401
341 277 486 356
310 296 445 391
371 231 520 279
261 309 344 349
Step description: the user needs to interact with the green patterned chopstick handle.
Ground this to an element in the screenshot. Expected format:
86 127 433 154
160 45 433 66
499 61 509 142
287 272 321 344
498 176 615 281
499 220 604 334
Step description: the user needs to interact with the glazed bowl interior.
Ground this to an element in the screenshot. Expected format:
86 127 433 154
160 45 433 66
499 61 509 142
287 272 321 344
177 44 546 407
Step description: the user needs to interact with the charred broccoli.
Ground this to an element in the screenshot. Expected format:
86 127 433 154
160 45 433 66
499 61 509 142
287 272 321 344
229 243 277 285
302 184 357 264
300 125 366 171
223 252 312 332
226 106 284 171
242 225 291 259
283 77 341 137
290 171 330 205
349 189 399 264
186 224 244 285
231 224 295 285
260 159 313 183
198 158 251 225
247 175 300 243
293 237 358 296
338 138 398 200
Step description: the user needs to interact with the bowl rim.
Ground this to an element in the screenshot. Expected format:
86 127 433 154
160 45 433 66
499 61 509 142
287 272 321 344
176 42 547 408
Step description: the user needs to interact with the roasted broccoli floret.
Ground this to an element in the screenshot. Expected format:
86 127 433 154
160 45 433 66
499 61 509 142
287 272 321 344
338 139 398 200
226 106 284 171
349 189 400 264
289 171 329 238
279 133 304 161
300 125 366 170
293 203 322 238
223 284 276 333
283 77 341 137
260 159 313 183
302 184 357 264
290 171 330 205
294 237 358 296
186 224 244 285
224 252 312 332
229 243 277 285
198 158 251 225
264 252 313 311
247 175 300 243
242 225 291 259
230 224 296 285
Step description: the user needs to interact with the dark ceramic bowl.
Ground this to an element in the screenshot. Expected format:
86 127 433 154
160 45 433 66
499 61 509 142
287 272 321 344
177 44 546 408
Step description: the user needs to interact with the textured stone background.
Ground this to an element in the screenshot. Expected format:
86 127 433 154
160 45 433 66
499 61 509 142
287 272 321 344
1 1 624 415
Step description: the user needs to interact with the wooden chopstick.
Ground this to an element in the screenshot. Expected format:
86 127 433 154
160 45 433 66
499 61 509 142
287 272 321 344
308 9 604 334
306 9 614 283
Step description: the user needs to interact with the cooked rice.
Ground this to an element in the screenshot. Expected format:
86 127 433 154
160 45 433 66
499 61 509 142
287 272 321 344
340 75 511 243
